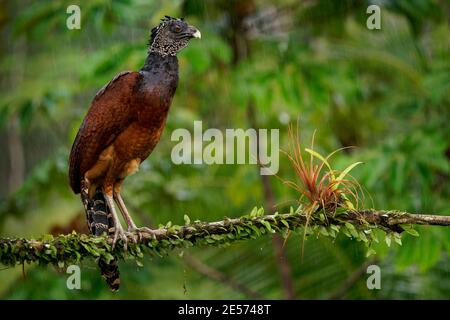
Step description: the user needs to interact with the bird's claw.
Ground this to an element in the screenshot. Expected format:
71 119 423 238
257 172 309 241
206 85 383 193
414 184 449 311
124 231 138 244
129 226 160 240
112 225 128 250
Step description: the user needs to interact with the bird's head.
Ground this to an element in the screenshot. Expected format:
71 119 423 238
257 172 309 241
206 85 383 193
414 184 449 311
149 16 201 57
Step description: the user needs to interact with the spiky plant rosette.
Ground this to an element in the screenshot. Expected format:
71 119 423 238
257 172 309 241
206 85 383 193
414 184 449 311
278 124 395 257
282 124 364 216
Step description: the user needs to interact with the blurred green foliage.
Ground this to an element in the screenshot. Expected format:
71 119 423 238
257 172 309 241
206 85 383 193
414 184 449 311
0 0 448 299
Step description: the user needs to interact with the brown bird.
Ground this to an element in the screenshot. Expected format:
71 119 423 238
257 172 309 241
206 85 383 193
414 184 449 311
68 16 201 290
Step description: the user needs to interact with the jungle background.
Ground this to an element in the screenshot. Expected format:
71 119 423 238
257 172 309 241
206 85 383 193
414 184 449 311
0 0 449 299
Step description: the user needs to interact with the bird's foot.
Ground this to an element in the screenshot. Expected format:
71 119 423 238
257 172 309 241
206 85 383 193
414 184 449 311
112 224 129 250
128 226 163 240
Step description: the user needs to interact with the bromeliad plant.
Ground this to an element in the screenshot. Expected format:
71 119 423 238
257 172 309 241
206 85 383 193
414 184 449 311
280 123 380 255
279 123 418 257
282 123 364 220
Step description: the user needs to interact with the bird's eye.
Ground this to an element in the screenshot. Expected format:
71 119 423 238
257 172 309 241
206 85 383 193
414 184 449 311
173 25 182 33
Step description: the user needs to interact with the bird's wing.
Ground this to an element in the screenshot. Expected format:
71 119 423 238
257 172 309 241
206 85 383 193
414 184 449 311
69 71 142 193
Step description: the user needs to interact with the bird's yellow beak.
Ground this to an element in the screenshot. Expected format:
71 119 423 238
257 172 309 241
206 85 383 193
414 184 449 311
192 29 201 39
187 25 201 39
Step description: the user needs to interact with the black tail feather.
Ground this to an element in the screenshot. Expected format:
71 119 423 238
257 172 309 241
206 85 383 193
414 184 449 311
81 181 120 292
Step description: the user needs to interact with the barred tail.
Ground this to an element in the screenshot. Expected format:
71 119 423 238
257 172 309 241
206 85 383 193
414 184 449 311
81 181 120 291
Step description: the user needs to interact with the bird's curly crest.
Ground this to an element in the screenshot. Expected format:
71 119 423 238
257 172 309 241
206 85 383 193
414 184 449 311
148 16 184 46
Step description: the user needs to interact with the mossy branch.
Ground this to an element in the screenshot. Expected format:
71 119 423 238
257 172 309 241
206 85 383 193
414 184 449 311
0 209 449 268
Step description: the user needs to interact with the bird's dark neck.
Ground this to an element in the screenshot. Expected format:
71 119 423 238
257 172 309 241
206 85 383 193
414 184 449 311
139 52 179 96
140 52 178 76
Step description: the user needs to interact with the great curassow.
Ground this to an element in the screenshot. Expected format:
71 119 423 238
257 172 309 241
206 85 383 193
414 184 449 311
68 16 201 291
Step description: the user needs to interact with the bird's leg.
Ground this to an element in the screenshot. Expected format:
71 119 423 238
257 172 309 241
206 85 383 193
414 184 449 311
103 188 128 250
113 184 137 230
113 184 161 240
115 192 159 239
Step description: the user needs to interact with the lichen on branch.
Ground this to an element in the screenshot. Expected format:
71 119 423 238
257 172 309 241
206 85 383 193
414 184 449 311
0 208 449 268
